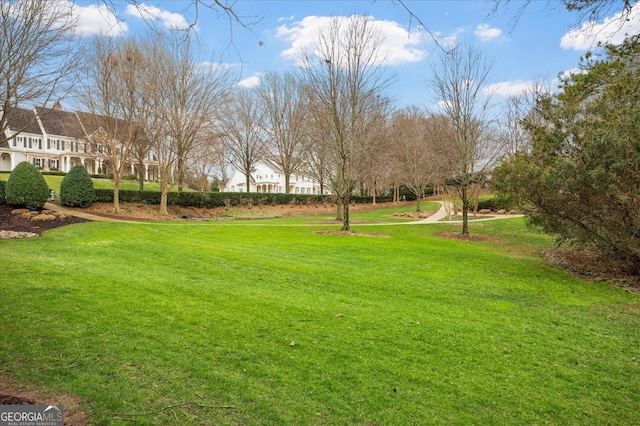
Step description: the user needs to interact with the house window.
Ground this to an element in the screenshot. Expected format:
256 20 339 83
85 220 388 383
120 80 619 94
33 158 43 168
48 159 58 170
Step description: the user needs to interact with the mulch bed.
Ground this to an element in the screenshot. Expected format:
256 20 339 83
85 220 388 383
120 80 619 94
0 204 89 236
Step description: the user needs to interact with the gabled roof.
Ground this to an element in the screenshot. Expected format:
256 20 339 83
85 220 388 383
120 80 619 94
4 107 42 135
262 157 283 173
75 111 148 144
74 111 108 137
35 106 85 139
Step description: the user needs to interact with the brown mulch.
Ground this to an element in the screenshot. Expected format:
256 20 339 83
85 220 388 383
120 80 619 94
0 204 89 236
544 247 640 293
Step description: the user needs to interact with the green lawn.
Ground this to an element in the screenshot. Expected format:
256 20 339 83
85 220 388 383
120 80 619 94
1 215 639 425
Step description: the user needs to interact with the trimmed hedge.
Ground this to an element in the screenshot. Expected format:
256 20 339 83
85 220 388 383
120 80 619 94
93 190 341 208
5 161 50 210
60 165 95 208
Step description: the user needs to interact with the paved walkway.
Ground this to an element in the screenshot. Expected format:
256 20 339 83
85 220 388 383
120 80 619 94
409 201 523 224
44 202 142 223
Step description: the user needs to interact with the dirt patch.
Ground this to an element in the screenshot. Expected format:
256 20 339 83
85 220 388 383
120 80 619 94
0 374 88 425
433 231 510 244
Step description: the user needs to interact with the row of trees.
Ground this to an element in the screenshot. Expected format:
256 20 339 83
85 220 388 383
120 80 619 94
0 1 517 234
220 16 501 232
74 14 502 232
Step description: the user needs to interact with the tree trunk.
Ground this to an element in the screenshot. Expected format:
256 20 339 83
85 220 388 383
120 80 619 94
461 185 469 235
341 196 351 231
416 191 422 212
285 172 290 193
113 183 120 213
335 200 343 221
137 161 144 191
372 179 377 205
160 188 169 216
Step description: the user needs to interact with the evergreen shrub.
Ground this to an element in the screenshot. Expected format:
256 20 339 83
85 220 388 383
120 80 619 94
5 161 50 210
60 165 95 208
0 180 6 205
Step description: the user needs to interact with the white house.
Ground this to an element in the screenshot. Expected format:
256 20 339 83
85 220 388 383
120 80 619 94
0 104 158 179
222 159 330 195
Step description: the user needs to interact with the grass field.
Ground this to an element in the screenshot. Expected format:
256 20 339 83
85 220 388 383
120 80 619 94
1 213 639 425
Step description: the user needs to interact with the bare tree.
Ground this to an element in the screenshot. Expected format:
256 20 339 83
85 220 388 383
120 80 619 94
79 36 147 213
492 0 634 28
498 81 551 158
142 32 234 214
220 88 267 192
0 0 79 144
187 126 226 191
392 107 446 212
430 45 501 234
356 108 391 204
299 15 393 231
258 72 307 193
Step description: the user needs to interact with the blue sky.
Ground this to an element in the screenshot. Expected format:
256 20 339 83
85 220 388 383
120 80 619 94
71 0 640 109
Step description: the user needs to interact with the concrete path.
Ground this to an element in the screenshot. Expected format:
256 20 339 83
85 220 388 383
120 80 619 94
44 202 142 223
409 201 524 225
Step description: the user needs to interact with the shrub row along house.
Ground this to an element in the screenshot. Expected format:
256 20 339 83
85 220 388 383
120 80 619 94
0 104 158 179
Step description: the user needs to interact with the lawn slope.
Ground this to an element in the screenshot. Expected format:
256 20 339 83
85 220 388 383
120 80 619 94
1 217 639 425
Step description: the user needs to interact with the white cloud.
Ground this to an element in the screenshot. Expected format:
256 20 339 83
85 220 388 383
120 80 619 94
238 75 261 88
278 16 295 22
558 67 586 80
475 23 502 42
483 80 536 97
560 3 640 50
70 2 128 37
433 99 451 110
200 61 239 71
125 3 191 31
275 15 429 66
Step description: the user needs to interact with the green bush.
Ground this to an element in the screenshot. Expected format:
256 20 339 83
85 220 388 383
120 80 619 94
0 180 6 205
5 161 50 210
60 165 95 208
476 197 513 211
